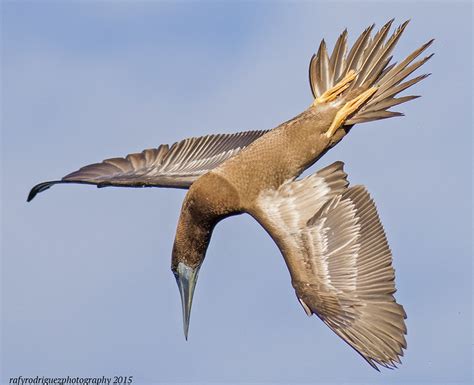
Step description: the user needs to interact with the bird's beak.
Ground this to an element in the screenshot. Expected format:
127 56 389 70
175 262 200 340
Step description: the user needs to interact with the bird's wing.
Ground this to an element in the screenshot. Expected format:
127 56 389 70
252 161 406 370
28 129 268 201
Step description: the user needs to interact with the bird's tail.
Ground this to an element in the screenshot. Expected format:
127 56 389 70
309 19 433 125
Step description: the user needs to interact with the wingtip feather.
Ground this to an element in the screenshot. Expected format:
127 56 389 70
27 181 58 202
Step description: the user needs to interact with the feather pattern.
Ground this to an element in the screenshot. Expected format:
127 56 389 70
308 20 433 125
254 162 406 370
351 19 395 88
329 29 348 83
27 129 268 201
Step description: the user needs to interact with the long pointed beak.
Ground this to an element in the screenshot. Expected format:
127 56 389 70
175 262 200 340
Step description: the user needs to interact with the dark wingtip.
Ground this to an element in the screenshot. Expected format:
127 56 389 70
27 181 59 202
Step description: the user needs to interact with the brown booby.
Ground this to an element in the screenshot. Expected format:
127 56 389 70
28 20 433 370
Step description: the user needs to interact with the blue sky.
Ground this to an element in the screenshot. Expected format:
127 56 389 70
2 1 472 384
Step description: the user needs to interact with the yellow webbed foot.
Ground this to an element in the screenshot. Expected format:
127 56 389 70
325 86 378 138
313 70 357 106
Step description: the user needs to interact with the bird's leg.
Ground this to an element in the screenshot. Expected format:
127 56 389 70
313 70 357 105
325 87 378 138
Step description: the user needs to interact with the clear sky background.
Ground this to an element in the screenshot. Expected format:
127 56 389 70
2 1 472 384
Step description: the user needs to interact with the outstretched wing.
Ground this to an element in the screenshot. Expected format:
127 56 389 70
28 129 268 201
252 162 406 370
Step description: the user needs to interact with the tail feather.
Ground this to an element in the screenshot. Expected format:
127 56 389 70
374 53 433 99
352 19 395 88
373 73 430 103
308 20 433 126
354 20 409 88
329 29 348 82
371 95 420 112
345 24 374 73
317 40 331 93
348 111 404 125
309 40 332 98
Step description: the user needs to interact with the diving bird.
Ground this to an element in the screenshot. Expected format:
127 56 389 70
28 20 433 370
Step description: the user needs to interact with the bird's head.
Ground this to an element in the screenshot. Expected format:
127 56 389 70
171 176 227 340
171 210 213 340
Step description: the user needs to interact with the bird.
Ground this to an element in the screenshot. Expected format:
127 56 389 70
28 20 433 370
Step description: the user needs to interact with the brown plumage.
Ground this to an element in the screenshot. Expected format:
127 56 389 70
28 20 433 370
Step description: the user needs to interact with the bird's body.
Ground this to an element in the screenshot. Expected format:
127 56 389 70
175 104 339 266
173 101 343 276
214 105 338 200
28 20 433 370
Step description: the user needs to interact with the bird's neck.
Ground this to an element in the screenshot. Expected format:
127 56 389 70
172 207 214 270
172 172 242 270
